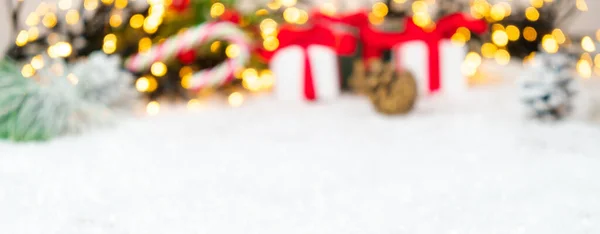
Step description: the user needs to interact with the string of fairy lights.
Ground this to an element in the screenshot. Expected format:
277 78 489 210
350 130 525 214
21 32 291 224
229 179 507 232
7 0 600 114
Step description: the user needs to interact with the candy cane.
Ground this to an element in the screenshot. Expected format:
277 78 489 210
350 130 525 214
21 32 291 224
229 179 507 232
125 21 250 90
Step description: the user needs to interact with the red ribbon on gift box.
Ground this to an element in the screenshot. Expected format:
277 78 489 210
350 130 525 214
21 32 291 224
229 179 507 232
311 11 487 93
259 24 338 100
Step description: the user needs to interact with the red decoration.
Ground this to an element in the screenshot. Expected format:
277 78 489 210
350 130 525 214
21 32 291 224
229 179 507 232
177 49 196 65
312 11 487 94
219 9 241 24
170 0 190 13
259 24 341 101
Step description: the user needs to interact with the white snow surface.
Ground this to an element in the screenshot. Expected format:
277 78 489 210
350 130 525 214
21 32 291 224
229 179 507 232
1 78 600 234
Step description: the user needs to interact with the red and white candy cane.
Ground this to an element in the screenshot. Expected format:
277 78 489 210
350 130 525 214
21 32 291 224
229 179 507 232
125 21 250 90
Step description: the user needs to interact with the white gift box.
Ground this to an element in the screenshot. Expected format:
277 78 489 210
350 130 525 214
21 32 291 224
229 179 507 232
270 45 341 101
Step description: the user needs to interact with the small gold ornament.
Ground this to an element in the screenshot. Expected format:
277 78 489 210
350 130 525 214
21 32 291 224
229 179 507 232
349 59 417 115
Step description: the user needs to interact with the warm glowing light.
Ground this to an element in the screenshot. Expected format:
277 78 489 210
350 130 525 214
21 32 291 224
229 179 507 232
50 42 73 58
225 44 240 58
27 27 39 41
481 43 497 58
297 10 309 24
506 25 520 41
281 0 297 7
151 62 167 77
101 0 114 5
136 77 150 92
31 55 44 69
581 36 596 52
595 54 600 68
320 2 336 16
210 41 221 53
228 92 244 107
84 0 99 10
260 70 274 89
260 18 278 36
26 13 40 26
596 30 600 42
490 4 506 21
179 66 193 78
243 74 261 91
187 99 202 110
412 0 428 13
530 0 544 8
15 30 29 47
143 16 162 34
263 36 279 51
65 10 80 25
369 13 385 25
115 0 128 9
109 14 123 28
412 12 432 28
465 52 482 66
494 49 510 65
21 64 35 78
541 35 559 53
181 73 192 89
242 68 258 79
551 29 566 44
130 14 144 29
523 27 537 42
210 2 225 18
103 34 117 54
283 7 301 23
372 2 389 18
267 1 282 10
492 30 509 47
42 12 58 28
138 37 152 53
576 0 588 11
577 59 592 78
146 101 160 115
525 7 539 21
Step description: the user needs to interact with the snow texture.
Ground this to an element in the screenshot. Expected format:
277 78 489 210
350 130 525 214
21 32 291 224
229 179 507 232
1 72 600 234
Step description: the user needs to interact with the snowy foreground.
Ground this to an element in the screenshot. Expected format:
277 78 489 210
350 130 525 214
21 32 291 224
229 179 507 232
1 80 600 234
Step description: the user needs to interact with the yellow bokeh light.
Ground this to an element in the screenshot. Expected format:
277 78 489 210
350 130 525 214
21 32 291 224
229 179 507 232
491 23 504 32
27 27 39 41
115 0 128 9
412 12 432 28
210 2 225 18
581 36 596 52
260 18 278 36
225 44 240 58
42 12 58 28
465 52 482 66
130 14 144 29
369 13 385 25
523 27 537 42
109 14 123 28
151 62 168 77
21 64 35 78
31 55 44 70
541 35 559 53
451 32 467 45
506 25 520 41
101 0 114 5
525 7 539 21
103 34 117 54
412 0 428 13
146 101 160 116
52 42 73 58
372 2 389 18
267 1 282 10
138 37 152 53
243 74 261 91
179 66 193 78
143 16 162 34
481 43 498 58
255 9 269 16
136 77 150 92
494 49 510 65
15 30 28 47
320 2 336 16
577 59 592 78
530 0 544 8
26 13 40 26
283 7 301 23
595 54 600 68
84 0 99 10
297 9 309 24
576 0 588 11
181 74 192 89
260 69 274 90
281 0 297 7
65 10 80 25
67 73 79 85
490 4 506 21
492 30 509 47
263 36 280 51
210 41 221 53
228 92 244 107
242 68 258 80
552 29 566 44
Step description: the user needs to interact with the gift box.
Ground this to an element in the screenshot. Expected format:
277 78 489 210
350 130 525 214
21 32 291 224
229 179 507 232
260 24 343 101
392 14 487 96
